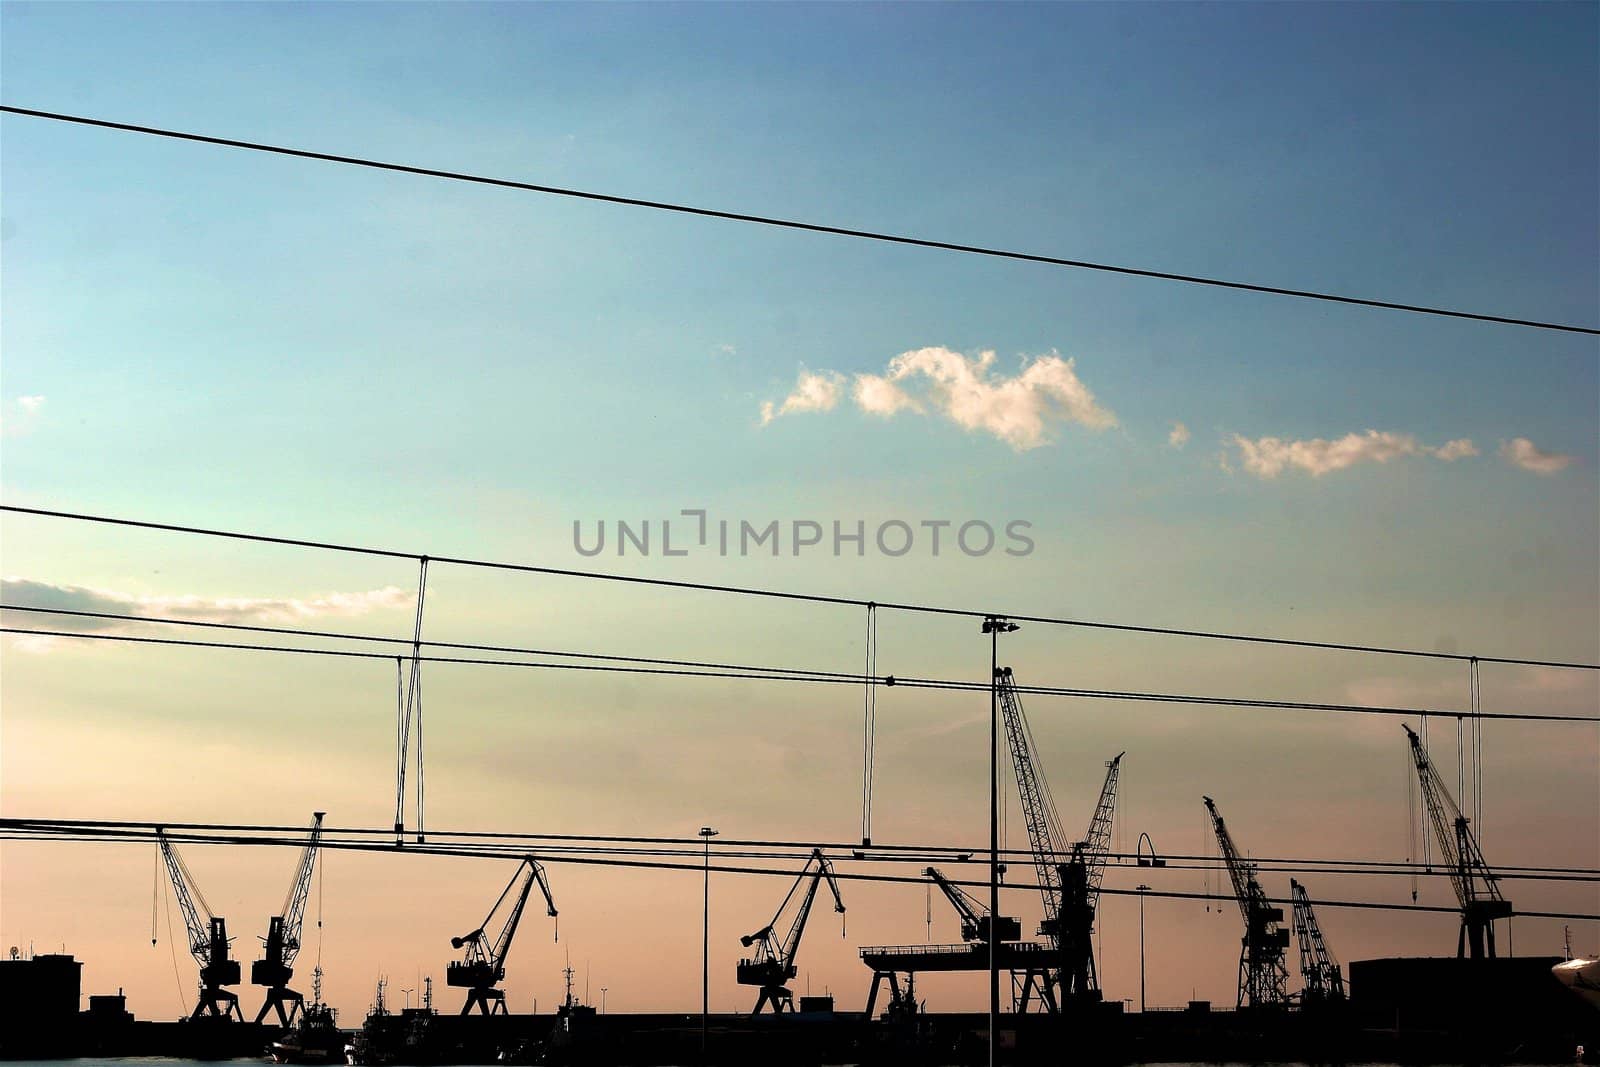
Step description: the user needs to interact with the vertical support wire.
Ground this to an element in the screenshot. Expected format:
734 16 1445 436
408 559 429 843
394 557 430 844
1471 657 1483 841
861 603 877 847
394 656 407 844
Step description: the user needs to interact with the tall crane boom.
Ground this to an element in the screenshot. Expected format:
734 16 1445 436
995 669 1071 935
1080 753 1123 906
737 848 845 1014
1289 879 1345 1004
156 829 242 1020
1402 724 1511 958
447 857 558 1015
1203 796 1289 1009
252 813 325 1025
925 867 1020 943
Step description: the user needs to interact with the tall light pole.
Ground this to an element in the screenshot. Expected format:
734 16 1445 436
699 826 718 1060
401 987 414 1011
1136 884 1151 1013
981 615 1017 1067
601 987 608 1014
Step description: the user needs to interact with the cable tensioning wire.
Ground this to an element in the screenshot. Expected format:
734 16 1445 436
3 106 1594 336
4 621 1595 725
7 823 1597 921
4 504 1596 671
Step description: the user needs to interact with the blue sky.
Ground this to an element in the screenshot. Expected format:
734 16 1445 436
2 1 1597 1018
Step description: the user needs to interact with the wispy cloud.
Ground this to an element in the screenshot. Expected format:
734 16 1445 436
860 348 1116 450
759 347 1115 449
1 395 46 437
1228 430 1478 478
1499 436 1574 475
759 369 845 424
1 577 412 650
1168 422 1190 449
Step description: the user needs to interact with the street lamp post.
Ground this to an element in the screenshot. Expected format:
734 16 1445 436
1136 885 1151 1013
981 615 1017 1067
699 826 718 1060
601 987 607 1014
401 988 414 1011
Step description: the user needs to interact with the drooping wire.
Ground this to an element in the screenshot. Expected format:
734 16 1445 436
1407 723 1419 902
861 603 877 846
159 847 185 1013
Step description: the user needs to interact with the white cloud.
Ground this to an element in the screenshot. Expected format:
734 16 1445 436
17 395 45 413
1168 422 1191 449
1 577 412 651
1229 430 1478 478
759 369 845 425
853 374 921 417
714 343 737 357
856 347 1116 450
1499 436 1574 475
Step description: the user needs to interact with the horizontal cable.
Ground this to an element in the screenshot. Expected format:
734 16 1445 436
6 818 1591 878
6 822 1595 920
5 504 1595 670
6 624 1594 723
3 106 1594 336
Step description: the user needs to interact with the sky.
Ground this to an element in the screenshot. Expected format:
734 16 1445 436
2 0 1597 1022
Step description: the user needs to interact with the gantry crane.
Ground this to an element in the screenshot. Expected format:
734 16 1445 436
156 829 243 1020
995 669 1122 1009
1289 879 1345 1005
926 867 1021 944
447 857 557 1015
1403 724 1511 958
736 848 845 1014
252 813 325 1025
1203 796 1289 1009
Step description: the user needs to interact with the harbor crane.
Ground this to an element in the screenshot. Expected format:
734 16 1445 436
156 828 243 1020
995 668 1122 1008
1203 796 1289 1009
252 813 324 1025
447 857 557 1015
737 847 845 1014
1055 751 1123 1005
1403 724 1511 958
1289 879 1345 1004
926 867 1021 944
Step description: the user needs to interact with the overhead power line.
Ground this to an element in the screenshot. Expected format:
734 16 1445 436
5 821 1596 921
8 816 1593 877
4 505 1595 670
2 105 1595 337
6 624 1595 724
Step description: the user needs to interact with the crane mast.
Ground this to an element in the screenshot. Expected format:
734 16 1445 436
156 829 243 1020
1289 879 1345 1004
1402 724 1510 958
925 867 1020 943
737 848 845 1014
252 812 325 1025
1203 796 1289 1009
447 857 558 1015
